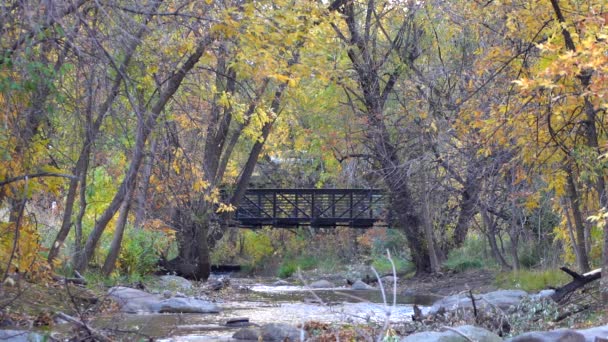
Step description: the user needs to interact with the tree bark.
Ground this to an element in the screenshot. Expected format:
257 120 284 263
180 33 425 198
196 219 211 281
452 164 480 248
565 169 591 272
101 187 135 276
482 209 511 269
389 181 431 274
72 144 90 265
562 198 583 270
420 144 440 272
509 193 520 271
134 138 157 228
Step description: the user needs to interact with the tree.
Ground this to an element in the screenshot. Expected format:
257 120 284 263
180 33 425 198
327 0 437 273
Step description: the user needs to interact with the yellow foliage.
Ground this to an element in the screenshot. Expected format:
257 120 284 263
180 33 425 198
0 220 51 281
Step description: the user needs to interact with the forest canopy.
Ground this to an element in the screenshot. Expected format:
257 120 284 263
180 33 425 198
1 0 608 299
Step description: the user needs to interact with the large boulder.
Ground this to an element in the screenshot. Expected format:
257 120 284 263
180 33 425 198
108 286 220 314
429 290 528 315
508 325 608 342
309 280 335 288
155 297 220 314
272 279 290 286
108 286 163 313
578 324 608 340
233 323 306 341
233 327 260 340
530 289 555 300
507 329 585 342
401 325 501 342
206 278 229 291
351 279 374 290
0 330 46 342
156 275 192 292
261 323 306 341
482 290 528 309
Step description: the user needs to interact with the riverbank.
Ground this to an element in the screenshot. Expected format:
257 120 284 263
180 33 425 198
1 267 606 340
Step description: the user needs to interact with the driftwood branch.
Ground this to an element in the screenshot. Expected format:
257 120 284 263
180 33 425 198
469 289 478 321
551 267 601 303
52 275 87 285
56 312 112 342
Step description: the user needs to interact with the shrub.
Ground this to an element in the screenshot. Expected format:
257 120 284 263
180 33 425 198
278 261 297 278
242 229 274 270
316 255 340 273
444 235 493 272
277 256 318 278
357 227 408 257
117 227 174 277
519 241 543 268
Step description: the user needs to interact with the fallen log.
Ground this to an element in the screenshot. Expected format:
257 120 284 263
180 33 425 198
551 267 601 303
52 274 87 285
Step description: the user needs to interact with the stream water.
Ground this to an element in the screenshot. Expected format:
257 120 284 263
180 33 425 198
92 278 438 341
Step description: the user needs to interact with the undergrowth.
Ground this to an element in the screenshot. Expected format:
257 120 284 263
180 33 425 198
443 236 494 272
371 254 412 275
278 255 318 278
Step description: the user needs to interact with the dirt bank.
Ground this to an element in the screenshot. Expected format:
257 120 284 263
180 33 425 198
399 268 498 296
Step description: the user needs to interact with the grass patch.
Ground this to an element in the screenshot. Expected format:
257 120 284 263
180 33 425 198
495 269 570 292
277 255 319 278
316 256 341 273
371 255 412 275
444 258 483 272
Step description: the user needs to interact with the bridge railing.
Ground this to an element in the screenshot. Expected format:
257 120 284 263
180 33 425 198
235 188 386 228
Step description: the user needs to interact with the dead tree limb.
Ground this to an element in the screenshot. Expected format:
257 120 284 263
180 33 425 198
551 267 601 303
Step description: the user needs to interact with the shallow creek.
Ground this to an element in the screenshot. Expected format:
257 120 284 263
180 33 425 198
93 278 437 341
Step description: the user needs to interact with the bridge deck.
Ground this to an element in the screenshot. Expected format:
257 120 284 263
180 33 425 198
235 188 385 228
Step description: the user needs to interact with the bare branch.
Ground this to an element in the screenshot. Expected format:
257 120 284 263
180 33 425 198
0 172 77 187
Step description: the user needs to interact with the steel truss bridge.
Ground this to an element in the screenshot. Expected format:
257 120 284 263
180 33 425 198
234 189 386 228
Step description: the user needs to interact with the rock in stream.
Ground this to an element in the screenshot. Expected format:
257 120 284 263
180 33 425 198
233 323 307 341
108 286 220 314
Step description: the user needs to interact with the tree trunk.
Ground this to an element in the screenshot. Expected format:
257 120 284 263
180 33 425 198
482 210 511 269
134 138 156 228
101 188 135 276
196 222 211 281
163 204 210 280
421 156 440 273
452 164 480 248
565 166 591 272
390 185 431 274
48 176 78 263
72 149 90 266
509 201 520 271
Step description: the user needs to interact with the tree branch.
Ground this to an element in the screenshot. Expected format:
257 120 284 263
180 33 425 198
0 172 77 187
